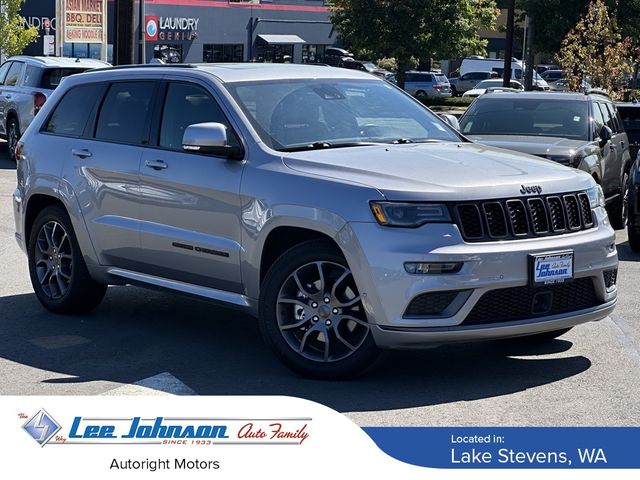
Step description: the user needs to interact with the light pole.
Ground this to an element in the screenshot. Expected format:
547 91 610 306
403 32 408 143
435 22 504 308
138 0 145 63
502 0 515 87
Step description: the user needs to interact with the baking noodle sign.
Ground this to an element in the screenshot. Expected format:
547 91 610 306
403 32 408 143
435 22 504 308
63 0 105 43
48 416 310 446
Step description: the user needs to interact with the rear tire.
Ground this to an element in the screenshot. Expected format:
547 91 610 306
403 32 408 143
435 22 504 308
7 118 20 162
415 90 427 97
259 240 382 379
28 205 107 314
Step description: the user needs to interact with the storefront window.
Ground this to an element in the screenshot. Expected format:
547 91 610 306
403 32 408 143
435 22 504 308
203 44 244 63
302 45 326 64
255 44 293 63
62 43 113 62
154 44 183 63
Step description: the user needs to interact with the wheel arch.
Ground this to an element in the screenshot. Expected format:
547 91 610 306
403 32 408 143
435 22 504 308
259 226 340 285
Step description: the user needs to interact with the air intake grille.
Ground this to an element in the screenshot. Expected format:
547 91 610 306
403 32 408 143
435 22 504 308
603 269 617 289
453 191 595 242
404 291 460 317
463 277 600 325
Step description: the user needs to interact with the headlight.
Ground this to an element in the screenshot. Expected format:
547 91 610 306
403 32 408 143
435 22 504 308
370 201 451 227
586 185 605 208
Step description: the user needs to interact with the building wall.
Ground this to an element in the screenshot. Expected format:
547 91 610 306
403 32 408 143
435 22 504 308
18 0 336 64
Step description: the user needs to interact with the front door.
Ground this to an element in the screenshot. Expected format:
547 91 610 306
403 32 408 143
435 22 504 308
137 80 244 292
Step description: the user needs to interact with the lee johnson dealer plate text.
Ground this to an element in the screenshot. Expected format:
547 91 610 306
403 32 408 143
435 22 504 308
530 251 574 286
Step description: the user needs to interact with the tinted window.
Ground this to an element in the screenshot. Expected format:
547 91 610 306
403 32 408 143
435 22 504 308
95 82 154 145
40 68 89 89
592 101 605 136
597 102 615 131
471 72 487 80
0 62 12 84
618 107 640 131
460 98 589 139
44 83 103 136
159 82 237 151
4 62 24 87
406 73 433 82
23 65 41 87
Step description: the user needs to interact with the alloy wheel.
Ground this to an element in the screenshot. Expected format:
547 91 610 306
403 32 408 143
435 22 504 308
34 221 73 299
276 261 369 363
8 121 19 161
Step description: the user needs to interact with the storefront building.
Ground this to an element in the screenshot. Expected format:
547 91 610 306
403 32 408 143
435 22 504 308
19 0 337 65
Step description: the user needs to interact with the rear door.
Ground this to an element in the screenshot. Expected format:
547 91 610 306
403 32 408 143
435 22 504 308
137 79 244 292
56 80 157 270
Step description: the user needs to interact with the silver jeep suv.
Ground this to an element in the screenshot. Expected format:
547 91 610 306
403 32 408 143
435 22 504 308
13 64 618 378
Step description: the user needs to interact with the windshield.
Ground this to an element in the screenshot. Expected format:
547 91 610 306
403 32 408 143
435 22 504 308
459 98 589 140
227 79 461 151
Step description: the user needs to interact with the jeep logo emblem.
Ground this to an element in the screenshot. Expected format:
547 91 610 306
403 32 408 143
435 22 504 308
520 184 542 195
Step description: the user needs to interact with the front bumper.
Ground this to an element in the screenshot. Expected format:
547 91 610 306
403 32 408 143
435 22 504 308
339 206 618 347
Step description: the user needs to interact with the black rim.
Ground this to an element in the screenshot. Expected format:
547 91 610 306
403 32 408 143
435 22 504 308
34 221 73 300
8 122 18 160
276 261 369 363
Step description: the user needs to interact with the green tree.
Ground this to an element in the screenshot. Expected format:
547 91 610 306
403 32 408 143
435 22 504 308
330 0 499 88
557 0 631 96
0 0 38 57
516 1 587 56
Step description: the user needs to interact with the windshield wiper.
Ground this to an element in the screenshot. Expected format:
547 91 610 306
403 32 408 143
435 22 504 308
386 138 449 144
278 141 381 152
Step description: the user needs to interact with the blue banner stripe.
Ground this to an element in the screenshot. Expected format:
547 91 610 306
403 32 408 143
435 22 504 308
362 427 640 469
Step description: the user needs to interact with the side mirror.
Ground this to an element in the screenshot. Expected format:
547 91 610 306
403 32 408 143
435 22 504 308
182 122 243 159
599 125 613 148
439 113 460 131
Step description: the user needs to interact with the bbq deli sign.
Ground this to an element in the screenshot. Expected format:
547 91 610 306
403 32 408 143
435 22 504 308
145 16 200 42
61 0 106 43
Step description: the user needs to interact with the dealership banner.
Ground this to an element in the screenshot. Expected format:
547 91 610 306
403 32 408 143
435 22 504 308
0 396 638 479
62 0 106 43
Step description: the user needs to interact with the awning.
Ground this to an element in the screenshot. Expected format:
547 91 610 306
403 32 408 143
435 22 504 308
257 34 306 45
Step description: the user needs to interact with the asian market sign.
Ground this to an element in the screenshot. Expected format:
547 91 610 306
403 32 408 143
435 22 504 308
62 0 106 43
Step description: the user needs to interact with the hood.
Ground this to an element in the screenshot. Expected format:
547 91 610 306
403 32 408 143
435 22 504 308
281 142 593 201
466 135 588 158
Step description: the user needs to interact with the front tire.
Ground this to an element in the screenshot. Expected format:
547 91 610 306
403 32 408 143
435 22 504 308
609 171 629 230
28 205 107 314
259 240 381 379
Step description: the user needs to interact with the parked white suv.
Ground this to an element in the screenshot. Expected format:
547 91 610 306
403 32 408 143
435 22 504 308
0 56 109 160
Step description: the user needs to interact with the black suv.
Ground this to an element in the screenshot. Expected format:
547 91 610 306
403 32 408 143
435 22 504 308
459 92 632 229
618 101 640 250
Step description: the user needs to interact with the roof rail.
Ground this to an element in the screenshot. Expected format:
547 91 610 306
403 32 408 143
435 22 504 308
585 88 610 98
95 64 197 72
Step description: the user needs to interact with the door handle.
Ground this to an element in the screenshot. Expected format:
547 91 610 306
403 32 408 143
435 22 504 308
145 160 168 170
609 144 616 150
71 148 92 159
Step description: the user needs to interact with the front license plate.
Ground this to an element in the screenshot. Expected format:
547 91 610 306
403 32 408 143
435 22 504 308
530 251 574 285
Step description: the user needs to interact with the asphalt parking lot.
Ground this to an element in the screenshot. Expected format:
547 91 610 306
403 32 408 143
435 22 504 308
0 139 639 426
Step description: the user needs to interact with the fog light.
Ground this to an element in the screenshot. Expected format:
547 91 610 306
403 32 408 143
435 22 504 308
404 262 463 274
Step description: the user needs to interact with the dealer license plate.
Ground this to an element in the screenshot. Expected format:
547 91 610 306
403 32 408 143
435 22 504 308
531 251 574 285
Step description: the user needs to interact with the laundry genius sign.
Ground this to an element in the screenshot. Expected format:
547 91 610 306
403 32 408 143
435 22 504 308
62 0 106 43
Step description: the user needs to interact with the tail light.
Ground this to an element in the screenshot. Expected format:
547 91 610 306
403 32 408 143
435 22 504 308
33 92 46 115
432 85 444 90
15 141 24 160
